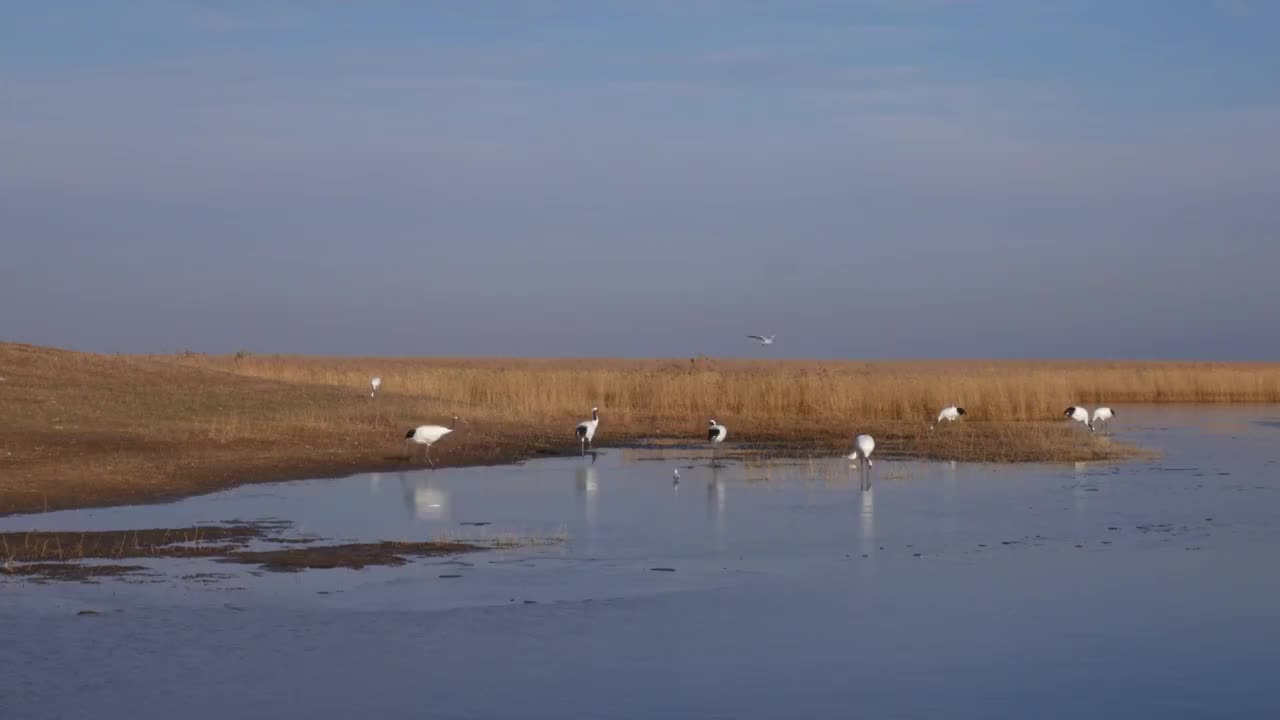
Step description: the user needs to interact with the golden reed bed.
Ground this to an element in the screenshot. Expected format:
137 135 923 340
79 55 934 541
3 342 1279 513
178 354 1280 426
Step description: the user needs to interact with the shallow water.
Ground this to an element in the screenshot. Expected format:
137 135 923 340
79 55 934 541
4 406 1280 718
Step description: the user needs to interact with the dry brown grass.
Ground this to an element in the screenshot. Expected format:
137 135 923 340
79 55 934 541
4 342 1278 514
170 352 1280 428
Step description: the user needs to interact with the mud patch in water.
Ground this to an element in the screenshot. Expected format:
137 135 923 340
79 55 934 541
220 541 481 572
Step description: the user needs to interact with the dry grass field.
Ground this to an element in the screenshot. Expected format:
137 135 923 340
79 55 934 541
4 342 1280 514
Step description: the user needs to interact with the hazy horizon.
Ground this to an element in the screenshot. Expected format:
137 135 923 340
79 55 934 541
3 2 1278 360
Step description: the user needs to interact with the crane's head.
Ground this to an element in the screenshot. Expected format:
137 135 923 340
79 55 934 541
957 407 967 415
404 429 415 439
708 419 716 426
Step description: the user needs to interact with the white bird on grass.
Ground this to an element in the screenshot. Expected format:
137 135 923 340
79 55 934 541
848 434 876 467
1065 406 1092 430
404 416 459 468
576 407 599 455
370 376 382 398
746 334 776 345
931 406 967 429
1091 407 1115 433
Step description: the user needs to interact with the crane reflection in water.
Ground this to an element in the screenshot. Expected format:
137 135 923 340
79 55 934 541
397 471 448 521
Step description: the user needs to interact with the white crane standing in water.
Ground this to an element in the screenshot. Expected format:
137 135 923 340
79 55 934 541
848 434 876 467
1091 406 1115 433
1065 406 1092 430
746 334 776 346
576 407 599 455
707 419 727 465
370 376 382 398
404 416 459 468
931 406 967 430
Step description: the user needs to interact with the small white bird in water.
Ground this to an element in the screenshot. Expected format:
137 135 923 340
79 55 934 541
673 468 680 485
848 434 876 467
576 407 599 454
370 376 382 398
931 405 967 429
746 334 776 345
404 416 459 468
1065 406 1092 430
1091 406 1115 432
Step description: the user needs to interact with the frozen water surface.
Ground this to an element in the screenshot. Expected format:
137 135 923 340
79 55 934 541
3 406 1280 718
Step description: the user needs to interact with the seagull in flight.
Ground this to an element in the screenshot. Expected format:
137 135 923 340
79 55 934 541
746 334 776 346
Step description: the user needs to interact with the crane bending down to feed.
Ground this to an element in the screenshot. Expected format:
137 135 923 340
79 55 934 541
848 434 875 467
931 406 966 430
576 407 599 455
1065 406 1092 430
370 376 382 398
404 416 459 468
708 419 727 464
1091 407 1115 433
746 334 776 346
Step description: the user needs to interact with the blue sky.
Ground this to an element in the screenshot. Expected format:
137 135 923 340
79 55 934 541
2 1 1277 358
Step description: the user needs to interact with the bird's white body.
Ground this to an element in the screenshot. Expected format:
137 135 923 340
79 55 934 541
1091 407 1115 431
1065 406 1092 429
408 424 452 446
404 416 459 467
746 334 775 345
370 376 382 398
848 434 875 466
707 420 727 444
673 468 680 484
931 405 967 429
576 407 600 451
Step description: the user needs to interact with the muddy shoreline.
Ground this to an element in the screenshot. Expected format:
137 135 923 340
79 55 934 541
1 428 1137 517
0 523 486 581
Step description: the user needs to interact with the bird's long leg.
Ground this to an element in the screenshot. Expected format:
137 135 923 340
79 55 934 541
425 446 436 469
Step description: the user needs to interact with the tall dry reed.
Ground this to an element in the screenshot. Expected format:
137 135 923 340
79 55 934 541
171 355 1280 429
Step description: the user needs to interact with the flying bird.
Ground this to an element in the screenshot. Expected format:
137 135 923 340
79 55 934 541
1091 407 1115 432
931 406 967 429
848 434 876 467
576 407 599 455
404 416 460 468
1064 406 1092 430
370 376 382 398
746 334 776 345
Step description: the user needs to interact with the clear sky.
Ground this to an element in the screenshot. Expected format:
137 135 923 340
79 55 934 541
2 1 1277 359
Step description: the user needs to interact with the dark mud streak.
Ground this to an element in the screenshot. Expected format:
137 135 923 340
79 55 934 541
220 541 482 573
0 525 273 562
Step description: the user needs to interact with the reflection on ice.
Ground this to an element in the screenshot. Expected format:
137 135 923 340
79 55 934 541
398 473 448 521
575 463 598 527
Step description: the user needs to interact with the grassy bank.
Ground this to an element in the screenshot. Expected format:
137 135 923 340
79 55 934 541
5 343 1278 514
